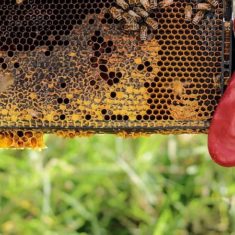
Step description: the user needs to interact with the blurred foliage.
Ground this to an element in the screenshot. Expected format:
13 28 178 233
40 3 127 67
0 134 235 235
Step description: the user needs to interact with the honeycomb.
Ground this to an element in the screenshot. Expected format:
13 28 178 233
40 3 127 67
0 0 232 148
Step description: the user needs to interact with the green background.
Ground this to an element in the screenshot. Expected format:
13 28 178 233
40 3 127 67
0 134 235 235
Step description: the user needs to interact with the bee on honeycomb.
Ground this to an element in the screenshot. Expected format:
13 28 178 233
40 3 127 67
110 0 174 41
16 0 26 4
184 0 219 24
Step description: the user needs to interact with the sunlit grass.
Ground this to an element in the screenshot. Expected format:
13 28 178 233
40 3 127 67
0 134 235 235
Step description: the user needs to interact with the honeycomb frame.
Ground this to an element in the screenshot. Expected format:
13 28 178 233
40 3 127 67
0 0 232 148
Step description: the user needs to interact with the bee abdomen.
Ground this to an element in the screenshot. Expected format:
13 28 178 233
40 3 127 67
197 3 212 11
140 25 148 40
128 10 142 22
116 0 129 10
110 7 124 21
149 0 158 10
207 0 219 8
145 17 158 30
124 22 140 31
140 0 151 11
185 4 192 22
133 7 149 18
159 0 174 8
192 11 205 25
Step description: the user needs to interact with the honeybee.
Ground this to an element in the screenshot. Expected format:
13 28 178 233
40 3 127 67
192 11 205 25
116 0 129 10
124 22 140 31
28 109 42 119
140 0 151 11
128 10 142 22
197 3 212 11
128 0 140 6
224 21 230 31
172 80 185 97
122 12 133 22
207 0 218 7
122 12 136 23
149 0 158 9
0 72 14 93
110 7 124 21
224 21 231 59
145 17 158 30
159 0 174 8
16 0 25 4
185 5 192 22
212 74 221 91
133 7 149 18
140 25 148 40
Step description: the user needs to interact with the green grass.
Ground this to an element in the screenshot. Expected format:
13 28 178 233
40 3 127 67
0 134 235 235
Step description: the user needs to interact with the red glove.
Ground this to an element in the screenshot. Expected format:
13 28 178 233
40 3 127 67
208 72 235 167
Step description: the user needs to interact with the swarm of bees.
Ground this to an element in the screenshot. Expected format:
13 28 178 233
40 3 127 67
110 0 174 41
185 0 219 25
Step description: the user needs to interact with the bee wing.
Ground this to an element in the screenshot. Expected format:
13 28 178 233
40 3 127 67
140 0 151 11
124 22 140 31
192 11 205 24
159 0 174 8
133 7 149 18
185 5 192 22
128 10 141 21
116 0 129 10
110 7 124 21
145 17 158 30
149 0 158 9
